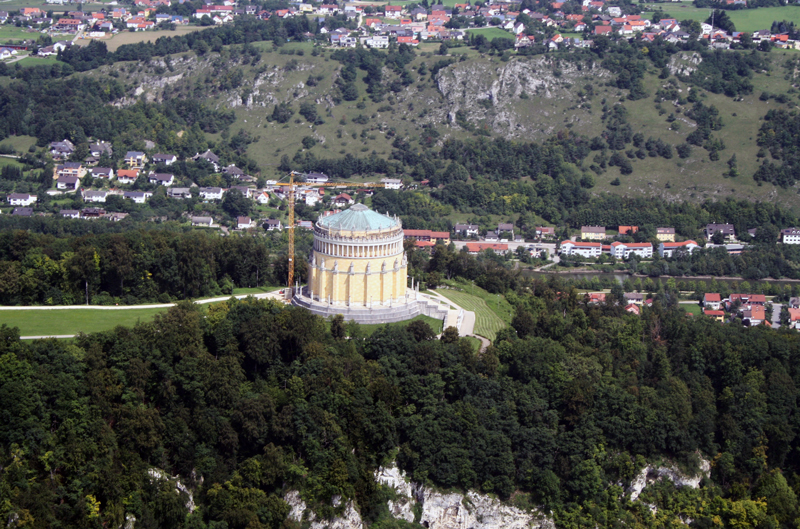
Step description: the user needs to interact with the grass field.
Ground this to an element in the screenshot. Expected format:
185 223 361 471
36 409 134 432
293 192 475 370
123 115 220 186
103 26 205 51
14 56 60 67
437 285 511 341
683 303 703 316
466 27 515 40
463 336 482 352
0 25 39 41
644 4 800 32
3 308 166 337
231 286 282 295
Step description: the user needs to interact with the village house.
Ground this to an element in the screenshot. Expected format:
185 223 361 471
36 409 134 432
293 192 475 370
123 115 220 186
148 173 175 186
610 241 653 259
152 153 177 166
618 225 638 235
704 293 722 310
81 207 106 219
89 142 113 158
454 223 480 237
624 292 644 305
12 207 34 217
7 193 37 206
381 177 402 189
199 187 224 201
230 186 252 198
782 228 800 244
465 242 509 255
123 191 153 204
91 167 114 179
167 188 192 199
496 223 515 239
256 192 271 205
305 172 329 184
193 150 220 172
625 304 641 315
191 216 214 227
536 226 556 239
50 139 75 159
56 175 80 191
560 240 602 258
333 193 355 206
116 169 139 184
742 305 766 326
264 219 282 231
581 226 606 240
56 162 85 179
124 151 147 168
659 240 699 258
705 223 735 241
82 190 108 203
237 216 253 229
788 308 800 329
704 310 725 322
404 229 451 245
656 227 676 242
60 209 81 219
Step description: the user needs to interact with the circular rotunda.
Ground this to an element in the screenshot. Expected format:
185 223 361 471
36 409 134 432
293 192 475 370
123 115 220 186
293 204 421 323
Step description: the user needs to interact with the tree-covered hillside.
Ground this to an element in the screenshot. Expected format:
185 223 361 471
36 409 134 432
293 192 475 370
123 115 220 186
3 281 800 528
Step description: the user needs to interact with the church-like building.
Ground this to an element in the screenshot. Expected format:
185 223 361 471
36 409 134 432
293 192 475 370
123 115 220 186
292 204 423 323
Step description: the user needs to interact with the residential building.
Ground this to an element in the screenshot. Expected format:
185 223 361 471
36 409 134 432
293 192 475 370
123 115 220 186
581 226 606 240
7 193 37 206
618 225 638 235
237 216 253 229
454 223 480 237
704 310 725 322
56 162 85 179
191 216 214 227
116 169 139 184
199 187 224 200
124 151 147 168
230 186 252 198
12 207 33 217
624 292 644 305
496 223 515 238
333 193 354 206
782 227 800 244
381 178 402 189
148 173 175 186
193 150 220 172
465 242 509 255
704 293 722 310
560 240 602 258
625 303 641 315
305 172 329 184
536 226 556 238
60 209 80 219
610 241 653 259
256 192 271 205
89 142 113 157
656 227 676 242
729 294 766 311
788 308 800 329
404 229 451 244
659 240 699 258
152 153 177 166
82 190 108 203
265 219 282 231
705 223 735 241
49 139 75 159
742 305 766 326
56 175 81 191
123 191 152 204
223 165 245 179
167 188 192 199
91 167 114 179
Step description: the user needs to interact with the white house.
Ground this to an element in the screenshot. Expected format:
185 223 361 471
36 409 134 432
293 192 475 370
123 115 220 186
199 187 224 201
60 209 81 219
237 216 253 229
659 240 699 258
454 223 479 237
381 178 402 189
256 191 271 205
782 228 800 244
265 219 282 231
152 153 177 166
560 240 602 258
305 172 329 184
191 216 214 227
148 173 175 186
91 167 114 179
123 191 152 204
610 241 653 259
7 193 37 206
56 175 80 191
82 190 108 203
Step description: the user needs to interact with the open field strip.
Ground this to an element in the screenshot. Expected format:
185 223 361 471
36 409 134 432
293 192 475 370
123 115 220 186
436 289 508 341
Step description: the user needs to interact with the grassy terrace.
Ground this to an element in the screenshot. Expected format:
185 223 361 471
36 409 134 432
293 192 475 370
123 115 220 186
436 283 512 341
4 308 165 337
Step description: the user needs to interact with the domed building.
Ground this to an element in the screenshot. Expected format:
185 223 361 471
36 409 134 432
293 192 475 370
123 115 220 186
293 204 422 323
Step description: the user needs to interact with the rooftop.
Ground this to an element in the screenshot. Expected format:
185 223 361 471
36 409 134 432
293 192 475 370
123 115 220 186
318 204 399 232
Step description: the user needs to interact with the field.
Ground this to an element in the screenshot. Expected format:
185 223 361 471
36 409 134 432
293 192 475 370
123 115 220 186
644 3 800 32
2 308 166 337
14 56 60 67
465 27 515 40
436 285 511 341
683 303 703 316
0 25 38 42
103 26 205 51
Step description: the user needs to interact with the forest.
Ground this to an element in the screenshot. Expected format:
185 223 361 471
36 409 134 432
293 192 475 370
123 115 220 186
3 276 800 527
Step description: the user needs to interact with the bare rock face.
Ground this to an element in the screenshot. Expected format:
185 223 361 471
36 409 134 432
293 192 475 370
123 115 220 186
377 465 554 529
284 491 364 529
627 455 711 501
434 57 607 139
668 52 703 77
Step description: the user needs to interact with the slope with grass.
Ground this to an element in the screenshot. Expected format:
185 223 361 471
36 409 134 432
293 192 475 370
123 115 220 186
436 286 510 341
3 307 166 337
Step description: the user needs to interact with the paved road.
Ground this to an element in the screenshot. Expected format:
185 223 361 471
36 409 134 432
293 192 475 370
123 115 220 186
772 303 783 329
1 292 283 312
422 291 490 352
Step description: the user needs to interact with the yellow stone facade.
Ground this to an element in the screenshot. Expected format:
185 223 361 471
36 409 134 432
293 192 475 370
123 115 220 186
307 205 408 308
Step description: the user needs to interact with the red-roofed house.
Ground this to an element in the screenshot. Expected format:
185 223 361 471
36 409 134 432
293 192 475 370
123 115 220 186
704 293 722 310
704 310 725 322
397 36 419 45
384 5 402 18
658 240 699 258
595 25 612 35
788 308 800 329
560 241 602 258
466 242 508 254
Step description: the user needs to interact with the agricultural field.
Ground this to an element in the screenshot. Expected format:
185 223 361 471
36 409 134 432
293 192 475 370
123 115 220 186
3 307 166 337
103 26 205 51
437 285 511 341
644 4 800 33
13 56 60 67
465 27 515 40
0 24 39 41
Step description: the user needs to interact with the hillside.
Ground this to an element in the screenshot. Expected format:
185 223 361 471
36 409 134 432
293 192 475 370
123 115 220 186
86 41 800 212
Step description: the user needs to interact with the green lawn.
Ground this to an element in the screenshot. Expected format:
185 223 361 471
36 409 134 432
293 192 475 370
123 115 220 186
466 27 514 40
463 336 482 352
0 135 35 154
0 25 37 42
683 303 703 316
436 285 511 341
644 5 800 32
14 56 61 68
3 308 166 337
231 286 282 295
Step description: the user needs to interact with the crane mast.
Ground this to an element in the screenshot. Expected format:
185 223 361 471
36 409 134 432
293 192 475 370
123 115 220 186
274 173 387 296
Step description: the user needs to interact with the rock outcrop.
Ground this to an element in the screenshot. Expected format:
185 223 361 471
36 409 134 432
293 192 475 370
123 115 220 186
627 456 712 501
284 490 365 529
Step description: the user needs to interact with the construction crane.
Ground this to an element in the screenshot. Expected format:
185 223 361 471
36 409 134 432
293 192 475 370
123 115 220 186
274 171 386 294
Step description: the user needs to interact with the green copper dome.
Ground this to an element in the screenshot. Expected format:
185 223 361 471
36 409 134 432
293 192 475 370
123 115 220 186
319 204 399 231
